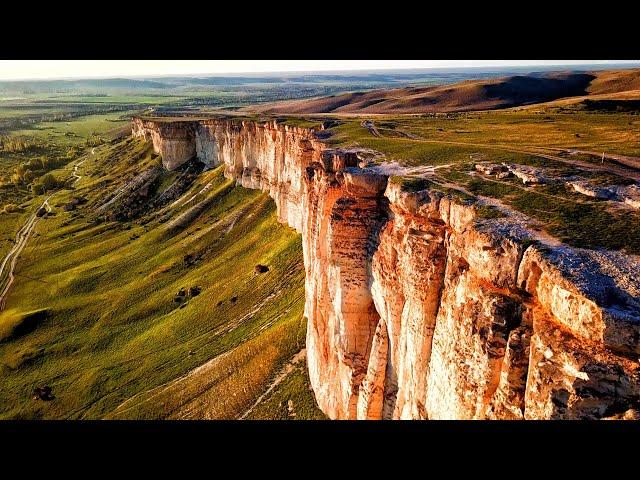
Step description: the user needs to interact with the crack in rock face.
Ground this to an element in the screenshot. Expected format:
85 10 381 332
132 117 640 420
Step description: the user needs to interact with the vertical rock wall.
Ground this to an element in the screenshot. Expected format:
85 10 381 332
132 117 640 420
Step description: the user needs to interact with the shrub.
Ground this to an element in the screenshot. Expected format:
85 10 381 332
255 264 269 273
40 173 59 191
85 135 104 147
31 183 45 195
2 203 23 214
22 170 35 183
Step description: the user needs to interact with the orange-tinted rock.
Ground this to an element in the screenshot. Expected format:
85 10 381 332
132 118 640 420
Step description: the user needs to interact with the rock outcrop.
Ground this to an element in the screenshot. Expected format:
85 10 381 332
132 117 640 420
567 180 614 200
132 118 197 170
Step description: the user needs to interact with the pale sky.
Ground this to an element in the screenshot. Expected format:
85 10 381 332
0 60 637 81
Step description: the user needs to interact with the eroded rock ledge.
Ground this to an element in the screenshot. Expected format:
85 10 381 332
132 117 640 420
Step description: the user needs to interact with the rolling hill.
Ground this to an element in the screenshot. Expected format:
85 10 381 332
245 69 640 114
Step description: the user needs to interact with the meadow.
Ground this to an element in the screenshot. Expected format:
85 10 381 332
9 111 135 145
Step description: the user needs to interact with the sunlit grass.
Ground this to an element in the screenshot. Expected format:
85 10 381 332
0 137 317 419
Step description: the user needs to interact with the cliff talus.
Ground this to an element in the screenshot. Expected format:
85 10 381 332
132 117 640 420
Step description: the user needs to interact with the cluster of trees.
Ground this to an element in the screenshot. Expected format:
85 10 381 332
85 135 104 147
0 136 40 153
10 157 50 183
4 156 63 194
30 173 60 195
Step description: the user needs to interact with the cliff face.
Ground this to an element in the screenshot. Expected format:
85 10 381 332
132 117 640 420
132 118 197 170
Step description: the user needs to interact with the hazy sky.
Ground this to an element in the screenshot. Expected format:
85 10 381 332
0 60 637 81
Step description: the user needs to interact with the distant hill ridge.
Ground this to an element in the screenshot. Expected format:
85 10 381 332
246 68 640 114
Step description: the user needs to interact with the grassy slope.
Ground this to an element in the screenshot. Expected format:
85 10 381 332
0 137 322 419
1 111 135 273
0 209 31 267
244 358 327 420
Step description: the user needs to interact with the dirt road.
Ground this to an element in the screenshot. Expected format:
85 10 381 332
361 120 381 137
0 155 88 310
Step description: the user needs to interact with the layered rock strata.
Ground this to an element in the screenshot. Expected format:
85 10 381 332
132 117 640 420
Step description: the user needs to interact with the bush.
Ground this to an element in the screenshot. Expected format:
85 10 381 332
27 157 46 171
40 173 59 191
85 135 104 147
2 203 23 214
65 147 82 159
31 183 45 195
22 170 35 183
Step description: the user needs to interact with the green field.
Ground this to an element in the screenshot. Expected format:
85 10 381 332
10 111 134 145
30 95 187 104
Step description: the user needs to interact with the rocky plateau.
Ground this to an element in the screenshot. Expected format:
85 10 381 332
132 116 640 420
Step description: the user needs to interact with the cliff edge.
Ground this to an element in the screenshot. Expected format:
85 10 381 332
132 116 640 420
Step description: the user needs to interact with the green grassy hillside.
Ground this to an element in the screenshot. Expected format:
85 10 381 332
0 137 323 419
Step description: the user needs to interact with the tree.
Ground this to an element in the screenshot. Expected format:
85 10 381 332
22 170 35 183
40 173 58 191
15 164 27 177
31 183 45 195
31 157 46 171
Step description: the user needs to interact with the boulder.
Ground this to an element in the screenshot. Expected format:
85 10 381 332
475 163 507 176
254 264 269 274
33 386 54 401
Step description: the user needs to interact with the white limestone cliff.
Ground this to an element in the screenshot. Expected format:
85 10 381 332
132 117 640 420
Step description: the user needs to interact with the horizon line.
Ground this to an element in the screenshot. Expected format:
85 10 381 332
1 61 639 82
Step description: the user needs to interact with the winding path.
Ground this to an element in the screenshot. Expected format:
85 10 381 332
0 153 89 310
238 348 307 420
